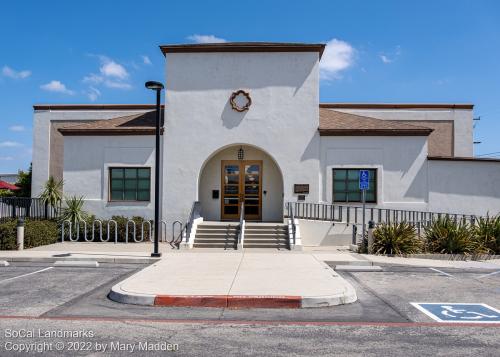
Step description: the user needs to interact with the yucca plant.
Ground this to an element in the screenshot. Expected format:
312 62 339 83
474 215 500 254
60 195 88 227
372 222 422 255
424 217 476 254
39 176 63 214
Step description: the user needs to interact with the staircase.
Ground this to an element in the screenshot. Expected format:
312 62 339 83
244 223 289 249
193 223 238 249
192 222 290 250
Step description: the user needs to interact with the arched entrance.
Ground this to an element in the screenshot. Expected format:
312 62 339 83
198 144 284 222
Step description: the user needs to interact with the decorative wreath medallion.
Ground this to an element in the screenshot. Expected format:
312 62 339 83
230 90 252 112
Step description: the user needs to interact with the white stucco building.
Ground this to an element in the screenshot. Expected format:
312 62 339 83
31 42 500 247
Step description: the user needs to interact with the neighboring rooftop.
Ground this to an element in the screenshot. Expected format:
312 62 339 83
58 110 163 136
159 42 326 58
318 109 434 136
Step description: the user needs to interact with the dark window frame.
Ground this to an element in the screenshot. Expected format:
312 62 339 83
108 167 151 202
332 168 377 204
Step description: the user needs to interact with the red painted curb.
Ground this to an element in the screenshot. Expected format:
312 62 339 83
228 295 301 309
154 295 302 309
154 295 227 308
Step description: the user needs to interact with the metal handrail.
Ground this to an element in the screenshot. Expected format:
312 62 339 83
238 201 245 248
289 203 296 247
284 201 481 227
185 201 201 245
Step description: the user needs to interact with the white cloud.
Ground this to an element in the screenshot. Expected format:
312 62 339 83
187 34 227 43
320 39 355 80
2 65 31 79
9 125 25 132
82 56 132 92
85 87 101 101
0 156 14 161
379 46 401 64
0 141 22 148
142 55 152 65
380 55 392 64
103 80 132 90
40 80 75 95
82 73 104 84
100 60 128 79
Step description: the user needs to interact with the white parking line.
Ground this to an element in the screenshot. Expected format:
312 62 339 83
477 271 500 279
429 268 457 279
0 267 53 284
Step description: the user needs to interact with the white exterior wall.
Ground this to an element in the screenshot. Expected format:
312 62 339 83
163 52 320 228
320 136 429 210
333 108 473 157
32 109 152 196
62 135 155 219
428 160 500 215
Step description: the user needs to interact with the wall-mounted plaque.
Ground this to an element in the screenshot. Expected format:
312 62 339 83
294 184 309 194
297 194 306 201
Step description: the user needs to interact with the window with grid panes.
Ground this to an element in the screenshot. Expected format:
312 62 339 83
109 168 151 201
333 169 376 203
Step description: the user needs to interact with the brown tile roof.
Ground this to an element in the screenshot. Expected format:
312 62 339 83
34 104 163 110
319 109 434 136
320 103 474 109
160 42 326 58
58 110 163 136
428 156 500 163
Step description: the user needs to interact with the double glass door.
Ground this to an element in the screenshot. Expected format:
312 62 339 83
221 160 262 221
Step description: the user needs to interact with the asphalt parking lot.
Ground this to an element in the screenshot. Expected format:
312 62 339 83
0 261 498 356
0 261 498 323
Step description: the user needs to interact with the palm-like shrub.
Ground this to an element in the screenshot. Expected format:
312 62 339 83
474 215 500 254
39 176 63 211
372 222 422 255
424 217 476 254
60 195 88 226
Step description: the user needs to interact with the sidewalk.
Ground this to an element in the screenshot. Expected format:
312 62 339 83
109 252 358 308
0 242 498 268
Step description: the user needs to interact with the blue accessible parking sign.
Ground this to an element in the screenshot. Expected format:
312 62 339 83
411 303 500 323
359 170 370 190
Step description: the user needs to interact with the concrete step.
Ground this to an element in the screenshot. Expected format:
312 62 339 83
196 229 238 235
245 230 287 235
195 238 238 243
195 233 238 238
245 225 287 230
243 243 289 248
245 231 288 238
244 239 288 244
193 243 237 249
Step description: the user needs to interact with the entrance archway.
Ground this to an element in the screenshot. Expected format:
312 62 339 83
198 144 284 222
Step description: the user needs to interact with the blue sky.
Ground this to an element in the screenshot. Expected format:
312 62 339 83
1 0 500 173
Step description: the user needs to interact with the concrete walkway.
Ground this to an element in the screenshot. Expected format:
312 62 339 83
109 252 358 308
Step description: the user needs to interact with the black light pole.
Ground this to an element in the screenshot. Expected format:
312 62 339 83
145 80 164 257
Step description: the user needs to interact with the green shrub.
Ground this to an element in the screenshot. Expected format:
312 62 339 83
372 222 422 255
0 220 17 250
424 217 477 254
473 215 500 254
24 220 59 248
0 219 59 250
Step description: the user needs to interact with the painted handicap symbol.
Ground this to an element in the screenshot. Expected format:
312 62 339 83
440 305 498 320
411 303 500 323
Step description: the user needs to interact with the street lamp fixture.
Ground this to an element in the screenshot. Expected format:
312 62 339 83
145 80 164 258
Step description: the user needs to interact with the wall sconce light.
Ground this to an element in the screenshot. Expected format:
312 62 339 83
237 146 244 160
